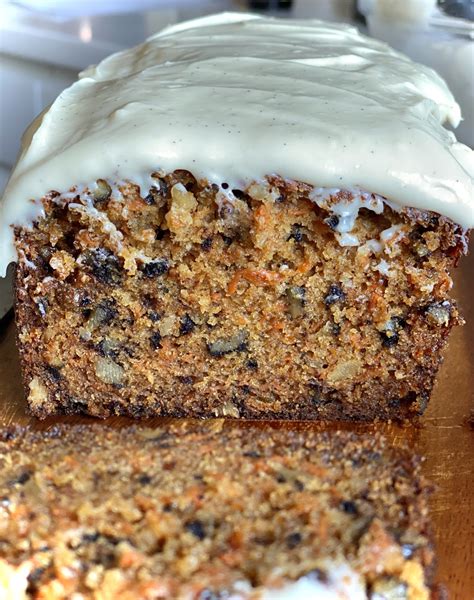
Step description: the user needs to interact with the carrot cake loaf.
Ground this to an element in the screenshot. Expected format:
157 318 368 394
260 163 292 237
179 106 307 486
0 14 472 419
0 422 434 599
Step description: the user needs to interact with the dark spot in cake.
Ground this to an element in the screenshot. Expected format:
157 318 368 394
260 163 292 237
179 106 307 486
276 473 287 484
179 314 195 335
144 192 156 205
9 470 32 486
218 204 234 219
148 311 161 323
85 248 123 285
185 519 206 540
324 214 340 230
286 532 302 549
96 338 120 359
141 259 169 279
144 186 160 205
275 192 286 203
150 332 162 350
179 375 194 385
201 237 213 251
330 322 341 335
36 297 48 318
44 365 61 382
424 301 451 326
294 479 305 491
78 295 92 308
380 330 399 348
138 473 152 485
286 285 306 318
287 223 303 242
210 183 220 193
155 228 166 241
27 567 47 587
243 450 261 458
240 384 251 395
246 358 258 371
232 189 246 200
207 330 248 357
81 532 100 544
163 503 173 512
221 234 234 247
341 500 358 515
324 284 346 306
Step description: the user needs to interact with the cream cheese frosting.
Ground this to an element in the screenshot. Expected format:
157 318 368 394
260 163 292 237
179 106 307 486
0 11 473 276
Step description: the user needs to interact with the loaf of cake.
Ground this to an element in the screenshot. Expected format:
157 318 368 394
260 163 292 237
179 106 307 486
0 422 434 599
0 14 472 419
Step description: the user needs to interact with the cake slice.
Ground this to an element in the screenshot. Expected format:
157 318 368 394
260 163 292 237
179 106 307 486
0 422 434 599
1 14 472 419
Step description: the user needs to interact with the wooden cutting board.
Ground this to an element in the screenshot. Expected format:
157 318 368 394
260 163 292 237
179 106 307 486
0 253 473 599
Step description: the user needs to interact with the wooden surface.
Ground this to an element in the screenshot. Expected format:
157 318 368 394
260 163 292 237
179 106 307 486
0 254 472 599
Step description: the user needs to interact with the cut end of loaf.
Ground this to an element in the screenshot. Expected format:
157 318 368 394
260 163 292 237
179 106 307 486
14 170 468 420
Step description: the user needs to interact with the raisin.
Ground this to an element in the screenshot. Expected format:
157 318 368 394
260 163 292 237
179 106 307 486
286 532 302 548
324 214 340 230
201 237 213 251
179 314 195 335
185 520 206 540
138 474 152 485
148 311 162 323
10 470 32 486
243 450 261 458
287 223 303 242
246 358 258 370
45 365 61 382
324 284 345 306
380 330 399 348
341 500 358 515
27 567 47 587
150 332 162 350
221 234 234 247
141 259 169 278
276 192 286 203
144 186 160 205
85 248 123 285
179 376 194 385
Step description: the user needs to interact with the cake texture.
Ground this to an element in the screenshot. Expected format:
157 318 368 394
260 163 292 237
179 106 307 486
1 13 473 419
14 173 468 420
0 422 434 599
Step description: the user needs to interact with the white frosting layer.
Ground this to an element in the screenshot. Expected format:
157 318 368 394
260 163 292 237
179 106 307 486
260 564 367 600
1 12 473 275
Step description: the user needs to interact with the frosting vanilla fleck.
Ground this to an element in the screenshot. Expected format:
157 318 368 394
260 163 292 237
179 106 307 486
0 12 473 276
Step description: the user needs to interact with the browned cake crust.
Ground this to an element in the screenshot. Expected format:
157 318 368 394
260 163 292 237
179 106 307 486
14 171 468 419
0 422 434 599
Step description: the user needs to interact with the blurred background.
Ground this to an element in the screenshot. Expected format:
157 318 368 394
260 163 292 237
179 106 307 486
0 0 473 317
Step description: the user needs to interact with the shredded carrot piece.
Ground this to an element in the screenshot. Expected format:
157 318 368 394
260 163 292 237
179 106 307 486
227 268 282 295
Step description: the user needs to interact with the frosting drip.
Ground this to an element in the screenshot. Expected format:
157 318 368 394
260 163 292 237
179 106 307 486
0 12 473 275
